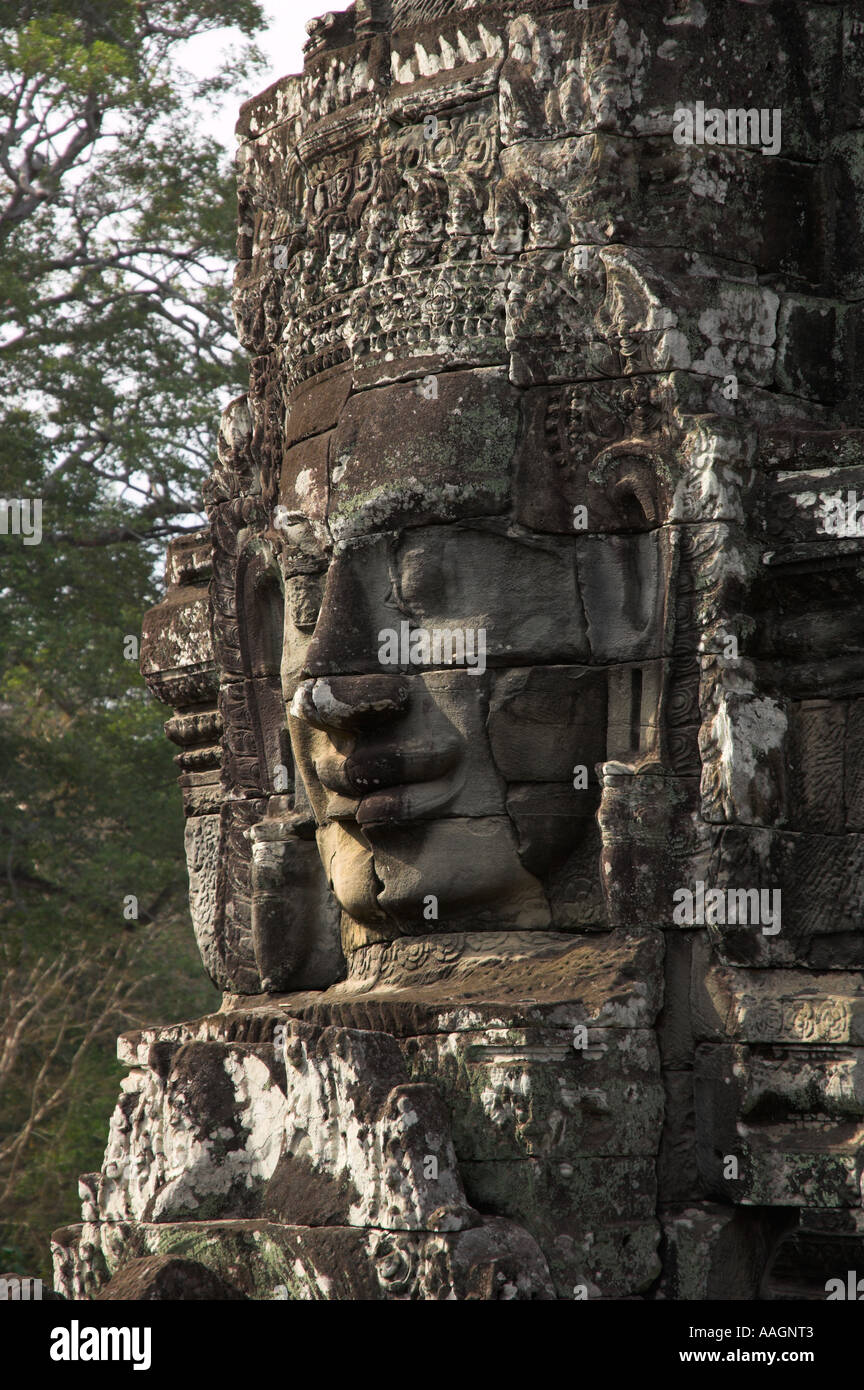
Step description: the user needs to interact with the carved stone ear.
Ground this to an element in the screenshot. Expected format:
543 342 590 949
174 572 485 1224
237 543 283 682
250 825 344 991
231 543 291 808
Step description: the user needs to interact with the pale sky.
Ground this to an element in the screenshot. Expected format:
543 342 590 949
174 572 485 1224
183 1 353 150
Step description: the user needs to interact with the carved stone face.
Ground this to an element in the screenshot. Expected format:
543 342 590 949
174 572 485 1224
279 373 667 947
124 2 864 1310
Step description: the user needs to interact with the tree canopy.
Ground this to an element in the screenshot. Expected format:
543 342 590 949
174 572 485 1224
0 0 266 1277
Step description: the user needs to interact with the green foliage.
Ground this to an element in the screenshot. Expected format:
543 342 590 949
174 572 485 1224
0 0 262 1279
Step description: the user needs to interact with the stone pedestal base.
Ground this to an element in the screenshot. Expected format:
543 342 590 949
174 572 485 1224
53 931 665 1300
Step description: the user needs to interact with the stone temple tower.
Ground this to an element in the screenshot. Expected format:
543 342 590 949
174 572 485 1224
52 0 864 1300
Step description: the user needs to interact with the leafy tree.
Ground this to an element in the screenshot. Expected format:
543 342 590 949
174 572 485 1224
0 0 266 1276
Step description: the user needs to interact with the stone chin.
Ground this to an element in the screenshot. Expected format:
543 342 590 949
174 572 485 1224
316 815 550 935
315 821 385 927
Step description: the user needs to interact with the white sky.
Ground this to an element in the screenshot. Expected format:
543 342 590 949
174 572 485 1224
183 1 353 150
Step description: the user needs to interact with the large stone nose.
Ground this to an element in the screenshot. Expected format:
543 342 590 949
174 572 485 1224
302 537 397 677
290 674 410 732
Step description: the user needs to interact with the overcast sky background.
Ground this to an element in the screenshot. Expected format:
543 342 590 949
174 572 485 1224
183 2 353 149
